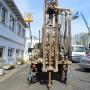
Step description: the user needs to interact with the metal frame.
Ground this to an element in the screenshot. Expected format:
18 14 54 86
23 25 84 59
42 0 72 88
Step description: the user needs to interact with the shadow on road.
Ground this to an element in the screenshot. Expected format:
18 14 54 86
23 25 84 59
75 68 90 73
30 72 66 90
31 72 66 85
79 78 90 83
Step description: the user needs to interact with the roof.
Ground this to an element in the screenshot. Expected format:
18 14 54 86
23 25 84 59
4 0 28 28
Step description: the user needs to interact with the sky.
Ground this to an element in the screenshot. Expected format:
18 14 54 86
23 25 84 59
14 0 90 38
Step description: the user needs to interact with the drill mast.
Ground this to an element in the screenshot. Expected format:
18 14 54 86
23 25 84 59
42 0 72 88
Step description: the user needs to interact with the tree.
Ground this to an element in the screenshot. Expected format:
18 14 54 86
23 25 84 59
72 33 89 47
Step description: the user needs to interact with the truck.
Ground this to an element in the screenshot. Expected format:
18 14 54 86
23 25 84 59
29 0 72 89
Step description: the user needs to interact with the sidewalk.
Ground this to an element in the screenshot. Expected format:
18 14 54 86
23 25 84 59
0 64 28 82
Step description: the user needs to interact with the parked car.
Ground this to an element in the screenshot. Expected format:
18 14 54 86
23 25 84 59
79 52 90 69
71 45 87 62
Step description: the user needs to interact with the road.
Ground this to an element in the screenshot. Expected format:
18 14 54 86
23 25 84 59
0 63 90 90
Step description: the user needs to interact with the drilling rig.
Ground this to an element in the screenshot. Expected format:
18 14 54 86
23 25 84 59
29 0 72 89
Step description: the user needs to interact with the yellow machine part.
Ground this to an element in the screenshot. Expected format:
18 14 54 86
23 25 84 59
24 13 33 22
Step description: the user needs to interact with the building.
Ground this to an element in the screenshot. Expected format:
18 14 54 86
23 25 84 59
24 36 39 61
0 0 27 64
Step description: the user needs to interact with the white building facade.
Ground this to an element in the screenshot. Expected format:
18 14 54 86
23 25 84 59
24 37 39 61
0 0 27 64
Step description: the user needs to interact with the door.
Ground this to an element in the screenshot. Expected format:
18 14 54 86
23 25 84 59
8 48 14 63
0 48 3 62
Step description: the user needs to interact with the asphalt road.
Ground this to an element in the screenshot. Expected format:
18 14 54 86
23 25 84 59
0 63 90 90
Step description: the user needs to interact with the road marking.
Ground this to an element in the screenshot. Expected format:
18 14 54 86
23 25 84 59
0 69 17 82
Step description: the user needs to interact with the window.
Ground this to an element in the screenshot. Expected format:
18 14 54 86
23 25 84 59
0 4 7 25
16 49 20 57
22 29 25 38
17 24 21 36
0 4 1 11
8 48 14 64
0 4 1 22
21 50 24 57
2 8 6 24
9 15 15 31
8 48 13 58
0 48 3 59
28 48 33 53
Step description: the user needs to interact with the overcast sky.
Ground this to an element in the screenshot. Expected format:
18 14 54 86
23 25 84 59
14 0 90 38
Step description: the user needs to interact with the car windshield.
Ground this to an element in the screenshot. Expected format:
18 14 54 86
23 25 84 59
72 46 85 52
